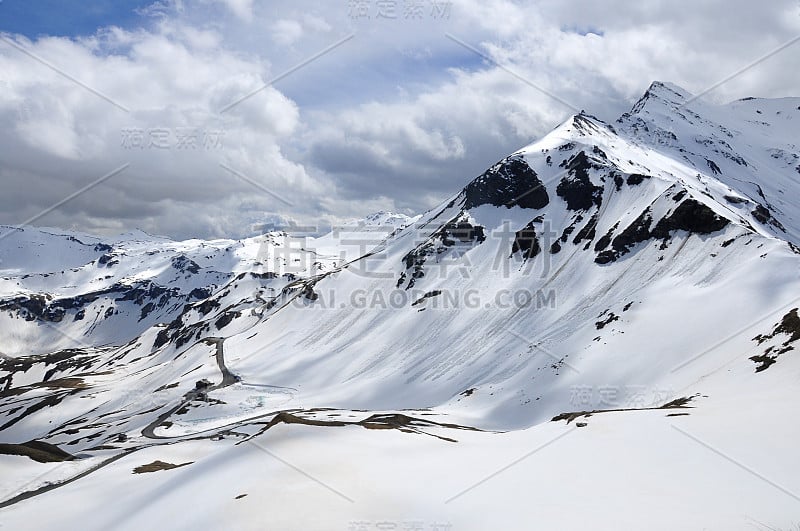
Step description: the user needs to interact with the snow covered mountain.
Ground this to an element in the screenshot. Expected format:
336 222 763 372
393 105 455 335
1 83 799 530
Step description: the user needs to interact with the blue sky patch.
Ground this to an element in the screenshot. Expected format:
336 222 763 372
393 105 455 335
0 0 151 39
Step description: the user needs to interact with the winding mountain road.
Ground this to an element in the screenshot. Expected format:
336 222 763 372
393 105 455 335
141 336 237 439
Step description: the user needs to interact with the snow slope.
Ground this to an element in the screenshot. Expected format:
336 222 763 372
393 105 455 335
1 83 799 530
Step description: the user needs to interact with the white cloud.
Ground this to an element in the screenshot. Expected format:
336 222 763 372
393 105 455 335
271 19 304 47
214 0 254 23
0 21 315 238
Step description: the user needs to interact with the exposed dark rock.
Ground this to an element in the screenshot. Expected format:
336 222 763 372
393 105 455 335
752 204 786 232
749 309 800 372
195 298 220 316
301 285 319 301
595 312 619 329
593 208 659 264
610 211 653 255
444 220 486 243
594 223 619 252
672 190 687 202
139 303 155 321
650 199 729 239
724 195 748 204
0 295 68 322
215 311 240 329
171 255 201 274
752 204 770 224
596 198 727 264
411 290 443 306
556 152 604 210
189 287 213 300
749 354 777 372
154 328 172 349
559 223 577 243
400 216 486 289
595 250 616 264
754 309 800 345
511 222 541 260
613 173 624 191
115 282 176 306
464 156 549 210
626 173 650 185
592 145 608 159
572 215 598 246
249 272 278 280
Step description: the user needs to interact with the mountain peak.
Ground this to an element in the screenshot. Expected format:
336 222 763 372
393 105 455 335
628 81 693 115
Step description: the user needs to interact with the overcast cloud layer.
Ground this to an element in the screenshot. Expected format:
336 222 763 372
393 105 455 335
1 0 798 239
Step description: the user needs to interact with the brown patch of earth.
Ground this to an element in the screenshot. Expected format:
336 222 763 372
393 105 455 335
552 395 697 424
0 440 74 463
132 460 193 474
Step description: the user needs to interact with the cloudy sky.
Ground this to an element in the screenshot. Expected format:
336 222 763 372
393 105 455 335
1 0 798 239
